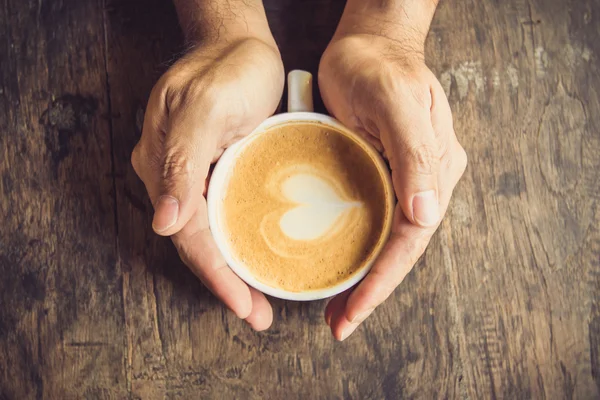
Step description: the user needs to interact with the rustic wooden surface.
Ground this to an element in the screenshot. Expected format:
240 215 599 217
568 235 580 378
1 0 599 398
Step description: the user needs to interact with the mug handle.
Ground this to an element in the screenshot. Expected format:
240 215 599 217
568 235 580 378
287 70 314 113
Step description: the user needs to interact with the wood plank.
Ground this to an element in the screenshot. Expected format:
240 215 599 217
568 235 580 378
0 0 126 398
431 0 600 397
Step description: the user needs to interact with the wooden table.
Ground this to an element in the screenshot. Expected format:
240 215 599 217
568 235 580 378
1 0 599 398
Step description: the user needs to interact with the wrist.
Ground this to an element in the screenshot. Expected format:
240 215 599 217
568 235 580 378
174 0 277 49
334 0 438 52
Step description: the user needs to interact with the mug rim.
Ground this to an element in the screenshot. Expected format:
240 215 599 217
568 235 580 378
207 111 395 301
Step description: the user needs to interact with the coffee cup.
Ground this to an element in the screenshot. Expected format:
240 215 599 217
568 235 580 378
207 70 394 301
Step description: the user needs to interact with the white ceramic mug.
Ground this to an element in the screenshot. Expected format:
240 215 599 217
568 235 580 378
207 70 394 301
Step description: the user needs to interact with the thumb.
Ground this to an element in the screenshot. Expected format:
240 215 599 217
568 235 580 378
151 111 217 236
381 97 441 228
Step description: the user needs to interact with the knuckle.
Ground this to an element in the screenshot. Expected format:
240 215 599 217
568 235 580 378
131 140 163 177
169 73 215 110
377 65 431 109
406 83 432 110
155 64 215 113
131 144 142 175
150 76 171 106
455 144 468 175
184 79 211 102
161 149 194 184
407 144 440 175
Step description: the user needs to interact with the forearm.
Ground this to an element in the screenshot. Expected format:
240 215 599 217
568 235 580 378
336 0 439 50
172 0 274 46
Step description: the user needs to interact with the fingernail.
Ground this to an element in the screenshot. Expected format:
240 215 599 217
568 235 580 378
339 323 359 341
152 195 179 233
412 190 440 227
350 308 374 324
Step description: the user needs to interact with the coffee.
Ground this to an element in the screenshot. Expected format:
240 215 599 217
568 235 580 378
222 122 391 292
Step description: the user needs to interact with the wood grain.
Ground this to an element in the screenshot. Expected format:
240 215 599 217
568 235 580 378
0 0 126 398
1 0 599 398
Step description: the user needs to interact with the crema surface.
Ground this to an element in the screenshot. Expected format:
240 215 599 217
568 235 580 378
223 122 390 292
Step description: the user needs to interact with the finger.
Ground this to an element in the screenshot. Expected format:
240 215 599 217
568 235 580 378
429 76 456 142
244 287 274 331
429 79 468 183
330 296 367 341
134 83 218 237
379 87 445 229
154 105 218 236
440 140 468 193
173 200 272 322
324 289 352 327
330 148 465 340
329 205 427 341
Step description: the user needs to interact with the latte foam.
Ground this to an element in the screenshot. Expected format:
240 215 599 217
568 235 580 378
222 122 390 292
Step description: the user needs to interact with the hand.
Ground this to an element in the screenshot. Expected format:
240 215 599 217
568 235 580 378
132 37 284 330
319 29 467 339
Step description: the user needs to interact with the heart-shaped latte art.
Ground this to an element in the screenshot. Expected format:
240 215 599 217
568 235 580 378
278 173 361 241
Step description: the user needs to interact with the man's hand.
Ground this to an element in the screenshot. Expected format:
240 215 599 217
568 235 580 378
132 1 284 330
319 0 467 340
